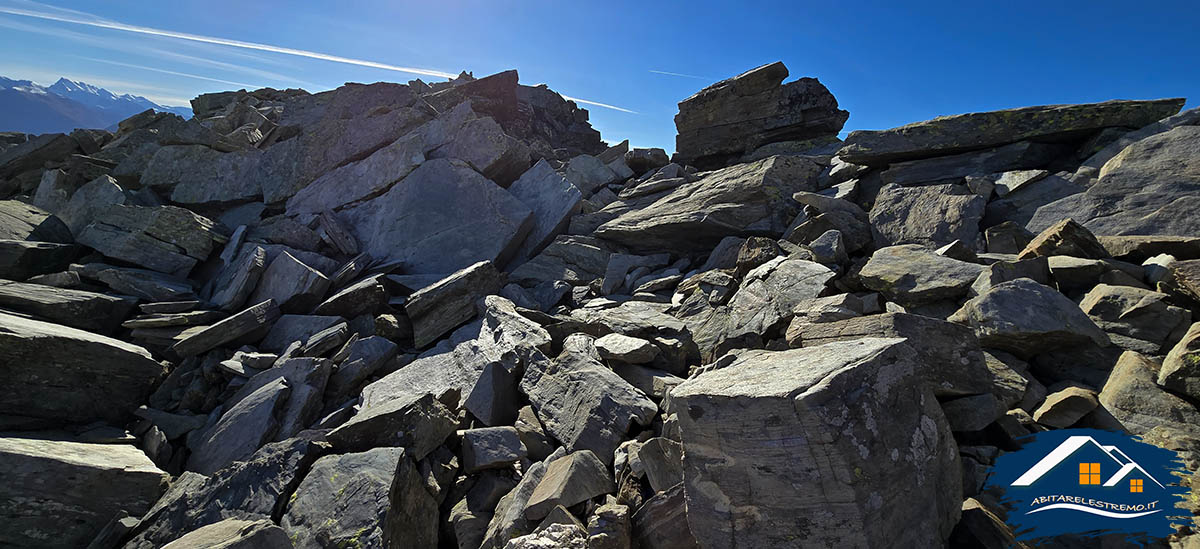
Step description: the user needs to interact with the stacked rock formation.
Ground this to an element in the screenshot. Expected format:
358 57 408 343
0 60 1199 548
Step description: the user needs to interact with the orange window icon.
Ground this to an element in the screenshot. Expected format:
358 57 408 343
1079 463 1101 485
1131 479 1143 493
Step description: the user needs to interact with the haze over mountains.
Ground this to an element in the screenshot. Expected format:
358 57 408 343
0 76 191 134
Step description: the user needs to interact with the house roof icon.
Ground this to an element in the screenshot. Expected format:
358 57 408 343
1010 435 1165 489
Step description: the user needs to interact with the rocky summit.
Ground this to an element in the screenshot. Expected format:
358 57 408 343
0 61 1197 548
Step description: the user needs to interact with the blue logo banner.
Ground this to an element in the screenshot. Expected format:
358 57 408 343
983 428 1190 542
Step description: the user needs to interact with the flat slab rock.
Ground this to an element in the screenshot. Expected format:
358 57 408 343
668 338 961 547
838 98 1185 166
0 278 135 334
0 435 168 549
406 260 505 348
0 311 166 423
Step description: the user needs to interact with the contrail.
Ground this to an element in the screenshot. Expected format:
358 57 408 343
0 5 457 79
0 3 638 113
79 57 262 89
649 69 710 80
561 95 638 114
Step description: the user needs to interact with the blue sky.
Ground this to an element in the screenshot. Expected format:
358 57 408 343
1 0 1196 152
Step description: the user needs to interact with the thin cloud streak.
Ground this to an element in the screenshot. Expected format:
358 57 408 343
649 69 710 80
0 5 458 79
78 57 262 89
561 95 638 114
0 2 638 113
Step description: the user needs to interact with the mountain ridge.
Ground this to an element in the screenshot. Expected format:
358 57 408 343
0 76 191 134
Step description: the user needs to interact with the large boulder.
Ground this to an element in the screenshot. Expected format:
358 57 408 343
858 244 985 307
668 338 961 546
76 204 225 277
0 312 166 424
1028 125 1200 236
338 158 533 274
0 279 135 334
949 278 1110 357
160 519 292 549
520 335 657 465
869 183 986 248
673 62 847 169
0 435 168 549
839 98 1185 166
593 155 822 253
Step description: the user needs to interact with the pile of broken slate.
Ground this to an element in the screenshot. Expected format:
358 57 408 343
1 60 1200 548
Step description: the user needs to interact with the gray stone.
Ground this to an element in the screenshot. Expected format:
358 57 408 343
586 502 631 549
209 245 267 312
430 115 531 186
984 222 1034 254
1029 126 1200 236
284 133 424 216
524 450 614 520
504 523 587 549
481 449 568 548
594 333 660 364
406 260 505 348
508 159 583 263
969 256 1052 297
508 235 617 287
562 155 619 196
56 175 126 236
161 519 291 549
674 62 847 169
122 432 327 549
312 274 388 318
668 338 960 546
0 435 168 549
940 393 1004 432
520 335 657 465
1033 386 1099 428
74 263 196 302
76 205 224 277
594 156 822 253
0 133 79 179
326 391 456 456
186 378 290 475
247 251 330 314
625 148 669 176
1158 323 1200 400
631 484 699 549
0 312 166 424
339 158 533 273
0 240 76 281
1018 218 1109 260
326 336 398 403
839 98 1184 165
869 183 985 248
259 314 344 353
281 447 400 549
808 228 848 265
786 312 993 397
463 427 528 472
879 142 1061 187
0 279 135 333
1103 350 1200 434
1079 284 1191 353
983 173 1084 228
950 278 1110 358
602 253 670 295
0 200 72 243
170 299 281 358
858 244 985 307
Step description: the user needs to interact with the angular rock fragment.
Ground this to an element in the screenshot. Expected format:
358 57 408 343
1102 350 1200 434
524 450 613 520
839 98 1184 165
509 235 616 287
869 183 985 248
858 244 984 307
0 279 134 333
186 378 290 475
1079 284 1190 353
248 251 330 314
1018 218 1109 260
406 260 505 348
520 335 657 464
339 158 533 273
259 314 345 352
594 155 822 253
326 392 456 455
312 274 388 318
1157 323 1200 400
160 519 292 549
462 427 528 473
669 338 960 546
76 204 224 277
674 62 847 169
0 311 166 423
594 333 660 364
282 447 401 549
0 240 76 281
950 278 1110 357
1032 386 1099 428
0 435 168 549
170 299 280 357
208 244 267 312
56 174 126 236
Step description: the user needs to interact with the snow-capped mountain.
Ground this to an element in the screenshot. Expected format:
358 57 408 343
0 76 192 134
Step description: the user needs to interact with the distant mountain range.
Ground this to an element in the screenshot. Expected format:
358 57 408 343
0 76 192 135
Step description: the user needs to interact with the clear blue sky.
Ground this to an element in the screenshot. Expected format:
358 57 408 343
1 0 1196 152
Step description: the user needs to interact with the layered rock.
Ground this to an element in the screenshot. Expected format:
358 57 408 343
674 61 847 169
